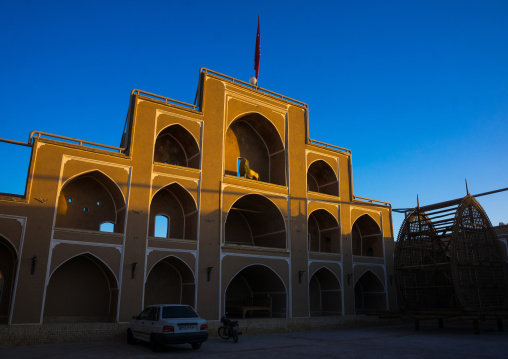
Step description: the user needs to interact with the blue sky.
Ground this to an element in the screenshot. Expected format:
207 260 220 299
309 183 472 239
1 0 507 233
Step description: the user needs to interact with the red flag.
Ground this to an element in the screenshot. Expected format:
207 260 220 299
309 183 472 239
254 15 261 80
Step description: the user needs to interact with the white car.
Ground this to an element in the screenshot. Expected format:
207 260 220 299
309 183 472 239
127 304 208 351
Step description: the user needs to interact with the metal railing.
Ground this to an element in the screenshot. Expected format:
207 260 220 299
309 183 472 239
199 68 308 108
308 138 351 155
131 89 199 111
29 131 125 153
353 195 391 207
0 137 32 147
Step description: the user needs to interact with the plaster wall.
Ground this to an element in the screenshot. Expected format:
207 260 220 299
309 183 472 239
0 71 396 326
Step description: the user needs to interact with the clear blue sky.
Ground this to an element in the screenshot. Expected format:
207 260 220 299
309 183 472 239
1 0 507 234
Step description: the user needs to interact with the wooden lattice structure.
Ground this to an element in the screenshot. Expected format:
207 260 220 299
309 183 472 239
394 194 508 312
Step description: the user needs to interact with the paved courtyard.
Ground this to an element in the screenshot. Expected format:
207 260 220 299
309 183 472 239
1 322 507 359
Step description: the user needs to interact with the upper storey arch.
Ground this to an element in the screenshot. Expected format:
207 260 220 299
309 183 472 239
352 214 383 257
308 209 340 253
307 160 338 196
149 183 198 240
225 113 286 186
56 171 126 233
154 124 200 169
225 194 286 249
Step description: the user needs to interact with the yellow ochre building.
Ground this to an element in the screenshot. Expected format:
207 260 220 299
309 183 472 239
0 69 396 328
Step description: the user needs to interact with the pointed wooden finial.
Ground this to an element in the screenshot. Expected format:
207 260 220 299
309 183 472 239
417 194 420 209
465 179 469 195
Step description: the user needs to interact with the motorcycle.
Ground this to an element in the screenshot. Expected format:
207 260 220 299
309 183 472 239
218 316 242 343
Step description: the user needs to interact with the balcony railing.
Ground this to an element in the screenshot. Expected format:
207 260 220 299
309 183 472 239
308 138 351 155
29 131 125 153
131 89 199 111
353 195 391 207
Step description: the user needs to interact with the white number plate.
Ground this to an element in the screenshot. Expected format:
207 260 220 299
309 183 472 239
179 324 196 331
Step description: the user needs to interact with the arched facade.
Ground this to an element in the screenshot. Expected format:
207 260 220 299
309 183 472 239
0 70 396 329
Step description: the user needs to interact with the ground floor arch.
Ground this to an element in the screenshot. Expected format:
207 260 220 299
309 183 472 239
309 268 342 316
225 265 287 318
354 270 386 314
144 256 195 307
44 253 118 322
0 236 16 324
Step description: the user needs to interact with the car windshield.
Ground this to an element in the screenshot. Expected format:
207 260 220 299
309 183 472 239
162 306 198 319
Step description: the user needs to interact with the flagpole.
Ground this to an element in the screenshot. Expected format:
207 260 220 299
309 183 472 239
254 15 261 86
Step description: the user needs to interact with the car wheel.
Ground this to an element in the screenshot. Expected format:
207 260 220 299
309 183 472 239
191 342 202 350
150 334 161 352
233 331 238 343
127 329 136 345
218 327 229 339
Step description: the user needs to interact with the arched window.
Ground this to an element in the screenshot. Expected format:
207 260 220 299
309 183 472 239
154 215 169 238
237 158 242 177
99 222 114 233
149 184 197 241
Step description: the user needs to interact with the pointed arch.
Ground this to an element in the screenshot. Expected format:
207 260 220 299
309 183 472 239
224 113 286 185
307 160 338 196
224 264 287 318
154 124 200 169
225 194 286 248
352 214 383 257
44 253 118 323
309 267 342 316
149 182 198 240
145 256 195 307
354 270 386 314
56 170 126 233
308 209 340 253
